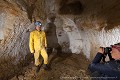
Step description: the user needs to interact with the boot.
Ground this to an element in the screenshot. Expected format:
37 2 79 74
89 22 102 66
43 64 49 70
36 65 40 73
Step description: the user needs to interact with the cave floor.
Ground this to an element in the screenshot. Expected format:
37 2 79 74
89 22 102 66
11 53 90 80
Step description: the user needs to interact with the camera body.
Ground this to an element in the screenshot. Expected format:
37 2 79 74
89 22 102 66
102 47 113 62
103 47 112 54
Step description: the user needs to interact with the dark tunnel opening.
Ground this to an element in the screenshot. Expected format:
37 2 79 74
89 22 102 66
58 0 83 15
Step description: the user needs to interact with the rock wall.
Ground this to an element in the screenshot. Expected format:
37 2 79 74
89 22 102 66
0 12 5 39
81 28 120 59
44 0 120 59
0 1 35 79
62 17 82 54
1 0 120 61
0 0 32 61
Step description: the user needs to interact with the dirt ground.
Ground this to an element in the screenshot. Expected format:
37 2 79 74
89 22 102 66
11 52 90 80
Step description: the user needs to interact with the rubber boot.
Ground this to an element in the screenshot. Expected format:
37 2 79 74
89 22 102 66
36 65 40 73
43 64 49 70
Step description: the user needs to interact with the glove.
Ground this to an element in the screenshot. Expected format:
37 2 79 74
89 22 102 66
31 53 34 58
45 47 47 50
45 47 48 52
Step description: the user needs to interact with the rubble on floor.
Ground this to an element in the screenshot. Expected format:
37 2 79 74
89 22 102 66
11 53 90 80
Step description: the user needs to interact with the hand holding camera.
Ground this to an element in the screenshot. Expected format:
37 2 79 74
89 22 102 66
98 47 104 54
98 47 113 62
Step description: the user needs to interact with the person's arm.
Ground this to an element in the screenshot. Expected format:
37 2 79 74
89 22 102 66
43 32 47 48
92 47 104 64
29 32 35 53
90 48 120 79
92 52 103 63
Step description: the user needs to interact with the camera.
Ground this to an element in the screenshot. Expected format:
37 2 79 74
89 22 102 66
103 47 112 54
102 47 113 62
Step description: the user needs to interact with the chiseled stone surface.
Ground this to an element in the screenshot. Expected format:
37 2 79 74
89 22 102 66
45 0 120 59
0 0 120 60
0 0 31 61
81 28 120 59
1 0 120 79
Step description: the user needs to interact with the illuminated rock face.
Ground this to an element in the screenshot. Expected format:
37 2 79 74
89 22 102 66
0 0 120 60
55 16 120 59
45 0 120 59
79 28 120 59
0 0 31 61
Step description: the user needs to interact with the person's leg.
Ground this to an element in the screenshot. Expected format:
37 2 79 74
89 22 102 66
55 44 62 56
34 50 41 73
41 48 48 64
46 47 53 55
34 50 40 66
41 48 49 70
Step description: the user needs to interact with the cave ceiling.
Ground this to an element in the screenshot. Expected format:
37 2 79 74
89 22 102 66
0 0 120 30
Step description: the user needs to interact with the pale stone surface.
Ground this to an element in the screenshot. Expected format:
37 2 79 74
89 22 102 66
1 0 120 79
0 12 6 39
1 0 120 60
0 1 32 61
81 28 120 59
62 17 82 54
44 0 120 59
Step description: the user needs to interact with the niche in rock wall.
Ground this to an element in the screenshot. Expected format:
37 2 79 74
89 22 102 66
58 0 83 15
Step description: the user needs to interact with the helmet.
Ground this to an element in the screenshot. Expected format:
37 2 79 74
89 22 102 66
34 21 42 26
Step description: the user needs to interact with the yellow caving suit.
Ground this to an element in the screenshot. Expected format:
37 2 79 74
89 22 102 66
29 30 48 66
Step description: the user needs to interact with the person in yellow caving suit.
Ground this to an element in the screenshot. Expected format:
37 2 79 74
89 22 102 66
29 21 49 73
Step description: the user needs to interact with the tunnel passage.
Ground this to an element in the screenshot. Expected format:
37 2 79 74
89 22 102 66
0 0 120 79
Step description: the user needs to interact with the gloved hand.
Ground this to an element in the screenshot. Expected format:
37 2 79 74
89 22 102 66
98 47 104 54
31 50 34 56
31 53 34 58
45 47 48 52
45 47 47 50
